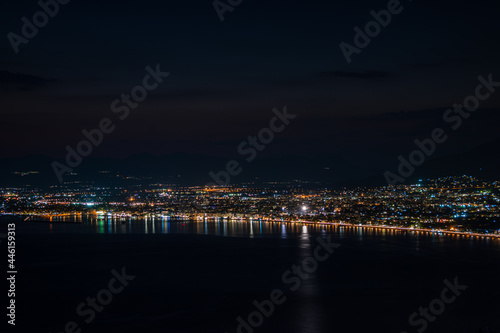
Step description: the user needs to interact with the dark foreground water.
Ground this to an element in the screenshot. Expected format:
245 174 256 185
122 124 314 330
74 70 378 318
2 216 500 333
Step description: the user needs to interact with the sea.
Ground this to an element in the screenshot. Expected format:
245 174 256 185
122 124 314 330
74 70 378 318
2 215 500 333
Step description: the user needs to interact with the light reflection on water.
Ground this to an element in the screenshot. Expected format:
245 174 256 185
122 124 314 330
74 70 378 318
4 214 499 333
17 215 334 238
296 225 322 333
5 215 500 247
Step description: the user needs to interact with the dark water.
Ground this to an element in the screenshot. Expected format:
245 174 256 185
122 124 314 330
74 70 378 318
2 216 500 333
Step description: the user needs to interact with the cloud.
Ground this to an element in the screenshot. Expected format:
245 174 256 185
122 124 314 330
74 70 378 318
409 57 478 68
0 71 55 91
317 70 390 80
379 108 446 120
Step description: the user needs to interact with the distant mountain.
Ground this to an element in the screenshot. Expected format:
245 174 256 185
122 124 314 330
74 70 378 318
0 138 498 188
0 152 376 188
409 137 500 182
346 137 500 187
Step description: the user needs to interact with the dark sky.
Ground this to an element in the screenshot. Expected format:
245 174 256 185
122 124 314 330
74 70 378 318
1 0 499 169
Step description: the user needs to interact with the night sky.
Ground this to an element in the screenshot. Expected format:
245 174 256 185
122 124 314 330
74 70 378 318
1 0 499 171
